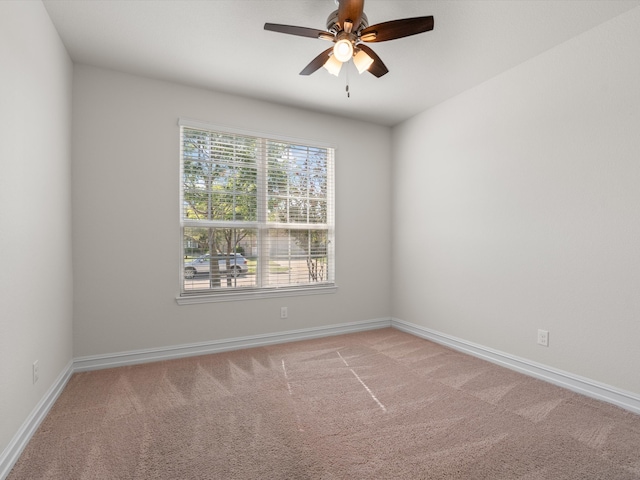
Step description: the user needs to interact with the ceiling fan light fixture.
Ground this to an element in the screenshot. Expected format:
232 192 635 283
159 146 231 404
353 48 374 74
323 54 343 76
333 38 353 63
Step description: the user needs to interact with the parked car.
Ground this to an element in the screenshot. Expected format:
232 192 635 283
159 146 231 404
184 253 248 279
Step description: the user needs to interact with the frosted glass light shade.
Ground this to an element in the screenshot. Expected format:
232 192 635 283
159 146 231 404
353 49 374 74
323 55 343 76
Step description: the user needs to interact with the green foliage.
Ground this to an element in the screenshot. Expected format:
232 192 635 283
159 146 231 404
182 129 258 224
267 143 329 224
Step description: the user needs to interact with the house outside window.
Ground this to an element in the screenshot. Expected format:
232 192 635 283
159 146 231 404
178 119 335 302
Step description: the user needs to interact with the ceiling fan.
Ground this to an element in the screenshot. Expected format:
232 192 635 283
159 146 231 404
264 0 434 78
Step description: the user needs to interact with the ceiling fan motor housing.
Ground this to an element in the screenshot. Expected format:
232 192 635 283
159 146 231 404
326 9 369 35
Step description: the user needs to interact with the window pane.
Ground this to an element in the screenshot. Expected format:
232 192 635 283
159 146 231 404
182 129 258 222
265 229 330 287
267 143 328 224
183 227 257 291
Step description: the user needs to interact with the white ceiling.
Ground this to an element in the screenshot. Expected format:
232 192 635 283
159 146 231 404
43 0 640 127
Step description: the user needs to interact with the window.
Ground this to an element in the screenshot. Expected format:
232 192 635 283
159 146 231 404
178 120 335 302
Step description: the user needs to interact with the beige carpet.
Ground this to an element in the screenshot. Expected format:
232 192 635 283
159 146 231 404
8 328 640 479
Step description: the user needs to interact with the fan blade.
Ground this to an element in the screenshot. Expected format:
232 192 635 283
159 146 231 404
357 44 389 78
264 23 331 40
360 16 434 43
300 47 334 76
338 0 365 32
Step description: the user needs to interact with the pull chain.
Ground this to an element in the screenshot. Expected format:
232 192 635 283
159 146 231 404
345 64 350 98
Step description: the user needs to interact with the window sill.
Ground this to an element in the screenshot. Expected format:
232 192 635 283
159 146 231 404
176 284 338 305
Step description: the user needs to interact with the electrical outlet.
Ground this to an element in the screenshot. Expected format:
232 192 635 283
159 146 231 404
280 307 288 319
32 360 39 384
537 329 549 347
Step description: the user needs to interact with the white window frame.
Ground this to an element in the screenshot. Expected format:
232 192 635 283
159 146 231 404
176 118 336 304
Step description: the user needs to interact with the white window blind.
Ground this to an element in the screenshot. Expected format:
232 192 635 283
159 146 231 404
179 121 335 298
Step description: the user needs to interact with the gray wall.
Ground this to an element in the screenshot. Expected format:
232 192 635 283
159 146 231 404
0 1 73 457
3 0 640 468
391 7 640 395
71 65 392 357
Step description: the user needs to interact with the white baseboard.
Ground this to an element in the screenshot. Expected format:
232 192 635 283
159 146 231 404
392 318 640 415
5 316 638 480
74 317 393 372
0 360 74 480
